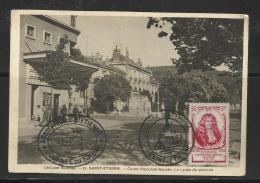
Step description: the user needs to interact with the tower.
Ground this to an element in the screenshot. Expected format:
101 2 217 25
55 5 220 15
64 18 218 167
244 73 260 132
70 16 77 27
112 45 121 63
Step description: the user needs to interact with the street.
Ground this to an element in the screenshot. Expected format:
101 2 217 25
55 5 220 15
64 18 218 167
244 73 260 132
18 114 241 166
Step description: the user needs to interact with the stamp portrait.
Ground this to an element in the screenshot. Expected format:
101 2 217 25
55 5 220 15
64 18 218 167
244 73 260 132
189 103 229 165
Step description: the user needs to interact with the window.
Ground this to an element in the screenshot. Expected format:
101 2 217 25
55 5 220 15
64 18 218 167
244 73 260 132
25 24 36 39
43 31 53 44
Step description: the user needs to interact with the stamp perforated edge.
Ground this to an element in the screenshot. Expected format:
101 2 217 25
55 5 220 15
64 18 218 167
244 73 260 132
188 103 230 166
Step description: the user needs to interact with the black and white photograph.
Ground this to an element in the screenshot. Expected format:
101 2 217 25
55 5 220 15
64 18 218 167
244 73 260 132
9 10 248 176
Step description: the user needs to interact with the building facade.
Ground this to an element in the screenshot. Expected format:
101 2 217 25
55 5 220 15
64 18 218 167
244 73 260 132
107 47 159 114
79 56 126 112
19 15 88 122
20 15 159 122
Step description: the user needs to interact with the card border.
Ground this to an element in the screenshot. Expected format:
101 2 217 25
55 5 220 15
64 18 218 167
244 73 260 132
8 10 248 176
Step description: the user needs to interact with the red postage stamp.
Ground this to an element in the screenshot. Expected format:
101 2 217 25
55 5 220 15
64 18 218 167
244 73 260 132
189 103 229 165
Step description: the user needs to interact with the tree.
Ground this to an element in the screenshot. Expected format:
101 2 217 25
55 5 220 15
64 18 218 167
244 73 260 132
147 18 243 74
159 71 228 113
150 66 241 109
94 74 131 113
37 34 93 119
213 71 242 106
71 47 85 60
182 71 228 103
37 36 70 120
68 68 92 109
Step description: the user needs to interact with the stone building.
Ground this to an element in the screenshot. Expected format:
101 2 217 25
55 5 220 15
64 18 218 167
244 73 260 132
19 15 159 122
106 46 159 114
76 55 126 112
19 15 97 122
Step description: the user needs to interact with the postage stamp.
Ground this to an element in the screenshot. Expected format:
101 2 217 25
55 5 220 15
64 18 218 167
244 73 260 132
189 103 229 165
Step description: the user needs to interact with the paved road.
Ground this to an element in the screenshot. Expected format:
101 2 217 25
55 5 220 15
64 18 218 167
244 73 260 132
17 114 241 166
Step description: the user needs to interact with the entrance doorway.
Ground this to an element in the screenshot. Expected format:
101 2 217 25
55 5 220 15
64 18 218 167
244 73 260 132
30 85 38 119
53 94 60 119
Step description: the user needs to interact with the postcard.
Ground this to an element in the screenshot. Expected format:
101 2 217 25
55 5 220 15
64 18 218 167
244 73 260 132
9 10 248 176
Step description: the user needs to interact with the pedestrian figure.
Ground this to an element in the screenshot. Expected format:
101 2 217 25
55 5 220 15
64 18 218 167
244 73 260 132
79 105 84 116
86 108 90 117
164 109 171 127
82 108 89 117
61 105 68 121
42 105 49 125
35 105 43 127
72 105 79 122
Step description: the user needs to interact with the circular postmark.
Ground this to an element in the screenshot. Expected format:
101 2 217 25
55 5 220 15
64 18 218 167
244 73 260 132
139 112 195 165
38 116 106 167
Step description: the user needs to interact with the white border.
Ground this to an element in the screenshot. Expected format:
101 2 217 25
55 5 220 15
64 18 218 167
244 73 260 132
9 10 249 176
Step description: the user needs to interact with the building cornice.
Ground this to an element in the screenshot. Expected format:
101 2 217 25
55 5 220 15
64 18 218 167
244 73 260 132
127 63 152 74
111 62 152 74
33 15 81 35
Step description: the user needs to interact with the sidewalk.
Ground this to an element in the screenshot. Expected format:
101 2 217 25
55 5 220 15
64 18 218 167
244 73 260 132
18 118 42 138
18 114 145 139
92 111 156 117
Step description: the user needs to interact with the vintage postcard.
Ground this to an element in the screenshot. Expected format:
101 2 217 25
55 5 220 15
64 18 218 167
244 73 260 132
9 10 248 176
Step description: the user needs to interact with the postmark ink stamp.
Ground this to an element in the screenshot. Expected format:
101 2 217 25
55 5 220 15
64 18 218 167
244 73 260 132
139 112 195 165
38 116 106 167
189 103 229 165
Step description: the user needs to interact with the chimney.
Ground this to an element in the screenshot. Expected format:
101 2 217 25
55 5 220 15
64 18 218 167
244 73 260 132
113 45 120 54
137 58 143 67
71 16 77 27
126 47 129 58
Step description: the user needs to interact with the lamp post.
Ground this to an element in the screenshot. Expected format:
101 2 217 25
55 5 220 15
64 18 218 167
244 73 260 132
157 81 160 115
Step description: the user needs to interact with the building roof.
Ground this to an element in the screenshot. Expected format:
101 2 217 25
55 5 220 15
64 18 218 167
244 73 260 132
23 50 125 76
33 15 81 35
71 56 126 75
110 49 152 74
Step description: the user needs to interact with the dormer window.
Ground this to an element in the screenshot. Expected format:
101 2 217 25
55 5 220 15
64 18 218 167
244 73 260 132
25 24 36 39
43 31 53 45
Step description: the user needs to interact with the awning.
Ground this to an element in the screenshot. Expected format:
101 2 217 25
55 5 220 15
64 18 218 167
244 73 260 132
24 51 99 69
23 51 99 88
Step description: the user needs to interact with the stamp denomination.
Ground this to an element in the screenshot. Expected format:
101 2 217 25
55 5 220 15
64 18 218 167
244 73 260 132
38 116 106 167
189 103 229 165
139 113 195 165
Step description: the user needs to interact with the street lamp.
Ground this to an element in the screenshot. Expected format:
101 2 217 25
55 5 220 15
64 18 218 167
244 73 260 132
157 81 160 115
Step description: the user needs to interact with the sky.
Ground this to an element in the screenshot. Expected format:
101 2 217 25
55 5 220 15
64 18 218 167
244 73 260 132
51 15 178 67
